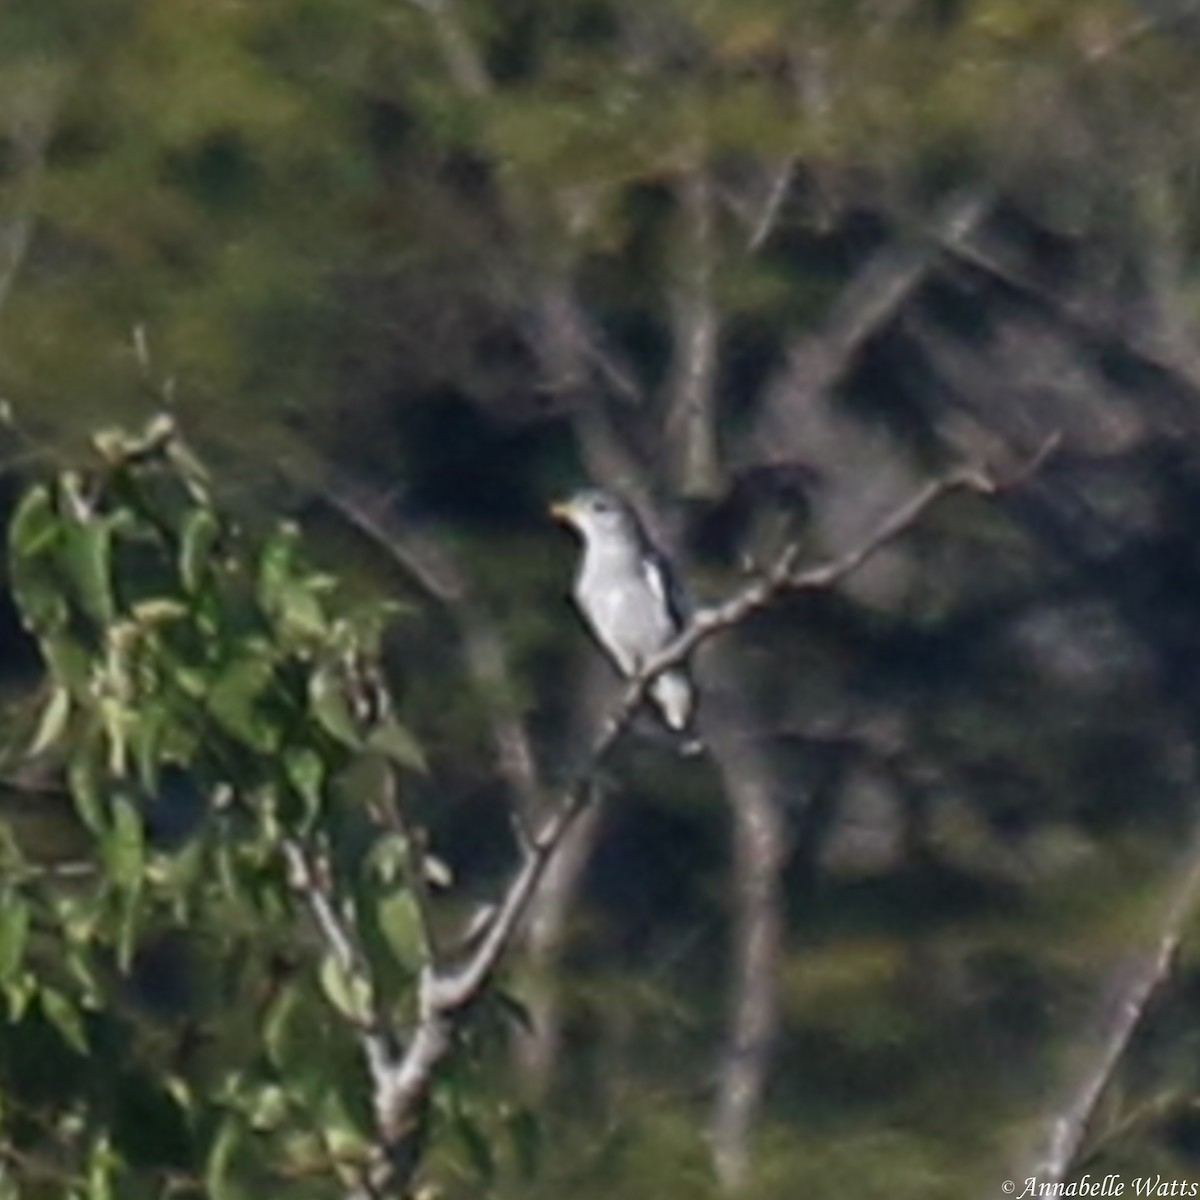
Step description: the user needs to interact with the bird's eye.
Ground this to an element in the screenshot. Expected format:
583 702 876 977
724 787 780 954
592 498 611 514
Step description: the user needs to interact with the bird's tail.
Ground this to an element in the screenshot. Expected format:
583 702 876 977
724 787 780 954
651 669 694 736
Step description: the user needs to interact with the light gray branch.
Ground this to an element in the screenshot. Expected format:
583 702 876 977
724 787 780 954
627 463 1003 697
304 455 1026 1199
747 159 796 254
751 186 996 474
282 839 397 1109
665 165 723 498
1014 823 1200 1186
403 0 490 98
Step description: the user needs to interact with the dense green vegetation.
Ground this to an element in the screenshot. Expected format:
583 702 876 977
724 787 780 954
4 1 1200 1197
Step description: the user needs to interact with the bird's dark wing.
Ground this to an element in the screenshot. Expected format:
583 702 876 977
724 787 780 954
639 541 691 634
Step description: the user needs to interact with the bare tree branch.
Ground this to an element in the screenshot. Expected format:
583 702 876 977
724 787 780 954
628 463 1003 698
281 840 398 1120
574 312 646 407
436 465 984 972
665 164 723 498
1079 0 1200 63
513 796 606 1089
402 0 490 98
747 185 996 493
513 654 613 1093
934 234 1200 435
747 159 796 254
306 453 1030 1198
1012 821 1200 1187
778 186 994 406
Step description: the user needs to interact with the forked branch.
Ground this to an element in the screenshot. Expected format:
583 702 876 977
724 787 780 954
346 444 1054 1197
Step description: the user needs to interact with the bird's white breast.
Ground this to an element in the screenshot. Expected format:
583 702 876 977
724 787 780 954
573 542 675 673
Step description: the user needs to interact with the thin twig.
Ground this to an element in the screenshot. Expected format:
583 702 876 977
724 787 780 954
748 159 796 254
1080 0 1200 63
403 0 490 98
381 777 442 964
622 457 1013 702
282 839 396 1095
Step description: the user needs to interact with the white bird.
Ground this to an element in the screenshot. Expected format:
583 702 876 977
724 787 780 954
551 488 697 740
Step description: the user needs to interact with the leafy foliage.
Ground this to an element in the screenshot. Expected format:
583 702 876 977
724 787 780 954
1 418 433 1197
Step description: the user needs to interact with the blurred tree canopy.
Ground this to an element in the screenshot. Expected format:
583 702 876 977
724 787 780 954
4 0 1200 1197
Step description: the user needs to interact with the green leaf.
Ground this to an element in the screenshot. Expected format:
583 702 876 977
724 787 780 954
340 599 405 658
99 695 132 778
207 651 280 752
257 525 329 642
86 1133 117 1200
114 888 142 974
42 633 93 698
68 730 107 834
367 720 427 774
132 703 170 794
263 983 303 1073
0 901 29 984
261 984 343 1108
256 523 301 613
316 1086 373 1158
63 518 117 626
103 795 145 891
308 665 361 748
244 1084 288 1132
63 944 100 1005
283 747 325 825
41 987 88 1054
179 507 220 594
130 597 188 625
275 586 327 643
205 1116 257 1200
317 955 372 1026
28 685 71 757
5 974 34 1022
8 486 68 631
55 891 99 948
365 832 409 885
376 889 425 970
8 485 58 560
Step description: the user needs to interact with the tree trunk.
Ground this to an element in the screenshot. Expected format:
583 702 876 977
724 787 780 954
699 642 788 1191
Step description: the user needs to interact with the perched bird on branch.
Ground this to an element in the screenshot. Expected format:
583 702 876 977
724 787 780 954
551 488 699 748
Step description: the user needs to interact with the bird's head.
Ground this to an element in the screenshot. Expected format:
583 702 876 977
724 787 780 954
550 488 639 546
